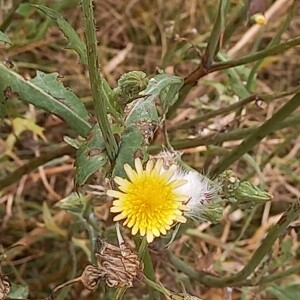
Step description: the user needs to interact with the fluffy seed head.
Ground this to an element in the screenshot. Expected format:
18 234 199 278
171 168 220 221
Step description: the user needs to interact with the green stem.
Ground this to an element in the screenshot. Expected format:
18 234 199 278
211 92 300 177
115 287 127 300
222 3 247 47
257 263 300 284
169 203 300 287
171 87 300 131
56 242 77 300
150 114 300 154
167 0 229 118
245 129 300 180
184 36 300 86
172 95 258 131
81 0 118 162
210 36 300 74
169 36 300 119
2 113 300 191
143 276 171 297
143 248 160 299
81 199 98 264
223 262 300 287
136 238 160 300
204 0 230 64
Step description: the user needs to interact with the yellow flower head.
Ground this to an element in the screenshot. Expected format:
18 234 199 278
107 158 189 243
251 13 267 26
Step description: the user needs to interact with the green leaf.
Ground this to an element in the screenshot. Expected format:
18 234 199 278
145 74 183 114
227 69 250 99
0 64 91 137
75 125 108 185
43 201 67 237
113 74 184 177
56 192 86 214
8 283 29 299
218 53 251 99
0 30 11 44
113 125 146 178
31 4 87 63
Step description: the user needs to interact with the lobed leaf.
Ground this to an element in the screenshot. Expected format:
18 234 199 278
0 64 91 137
75 125 108 185
143 74 183 115
31 4 87 63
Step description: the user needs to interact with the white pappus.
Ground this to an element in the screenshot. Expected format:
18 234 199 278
171 167 220 221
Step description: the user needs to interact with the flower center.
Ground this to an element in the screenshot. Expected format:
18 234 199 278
123 172 177 225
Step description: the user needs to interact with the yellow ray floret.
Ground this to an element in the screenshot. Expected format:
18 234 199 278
107 158 189 243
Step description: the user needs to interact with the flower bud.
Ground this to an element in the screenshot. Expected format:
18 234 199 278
251 13 267 26
219 170 272 208
115 71 148 102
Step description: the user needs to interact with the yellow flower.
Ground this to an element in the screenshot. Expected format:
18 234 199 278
107 158 189 243
251 13 267 26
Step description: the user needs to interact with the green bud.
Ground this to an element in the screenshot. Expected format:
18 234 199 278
115 71 148 102
219 170 272 208
195 199 224 224
234 181 272 207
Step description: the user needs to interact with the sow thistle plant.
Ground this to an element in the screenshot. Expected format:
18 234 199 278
2 0 300 299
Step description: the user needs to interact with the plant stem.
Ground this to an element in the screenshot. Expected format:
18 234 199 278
2 113 300 191
211 92 300 177
256 263 300 284
172 95 258 131
183 35 300 87
167 0 229 118
150 114 300 154
143 276 171 297
81 0 118 162
245 129 300 180
222 3 247 47
136 238 160 300
204 0 230 64
169 203 300 287
210 36 300 74
170 87 300 131
169 36 300 120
